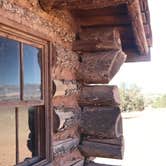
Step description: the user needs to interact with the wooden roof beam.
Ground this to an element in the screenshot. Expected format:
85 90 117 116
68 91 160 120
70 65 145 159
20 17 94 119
128 0 149 56
76 15 131 27
39 0 128 11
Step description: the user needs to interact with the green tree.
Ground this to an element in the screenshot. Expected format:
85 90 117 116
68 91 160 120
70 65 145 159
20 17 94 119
119 83 144 112
152 95 166 108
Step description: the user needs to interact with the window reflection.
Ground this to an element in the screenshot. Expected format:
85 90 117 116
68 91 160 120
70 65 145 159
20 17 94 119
19 107 33 161
23 44 42 100
0 107 15 166
0 37 20 101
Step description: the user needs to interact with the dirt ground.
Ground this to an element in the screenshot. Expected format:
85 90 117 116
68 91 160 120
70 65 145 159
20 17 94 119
95 109 166 166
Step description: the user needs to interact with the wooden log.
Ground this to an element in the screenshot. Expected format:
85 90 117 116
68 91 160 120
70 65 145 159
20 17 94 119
39 0 128 11
73 40 121 52
78 85 120 106
85 136 124 146
72 5 128 17
54 107 80 131
71 160 84 166
85 161 116 166
128 0 149 56
77 15 130 27
77 50 126 84
80 107 123 139
53 80 80 97
53 149 84 166
73 28 121 52
53 138 80 156
125 49 151 62
79 141 124 159
78 27 121 43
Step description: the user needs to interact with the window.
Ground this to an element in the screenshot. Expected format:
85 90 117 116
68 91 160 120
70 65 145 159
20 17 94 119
0 24 52 166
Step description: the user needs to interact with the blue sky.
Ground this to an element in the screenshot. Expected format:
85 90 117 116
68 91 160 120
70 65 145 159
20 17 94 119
0 38 41 86
111 0 166 94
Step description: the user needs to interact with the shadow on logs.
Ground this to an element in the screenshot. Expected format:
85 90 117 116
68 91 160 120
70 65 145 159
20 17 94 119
79 107 123 139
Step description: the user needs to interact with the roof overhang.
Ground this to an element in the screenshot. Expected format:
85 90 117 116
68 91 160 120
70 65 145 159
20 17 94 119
39 0 152 62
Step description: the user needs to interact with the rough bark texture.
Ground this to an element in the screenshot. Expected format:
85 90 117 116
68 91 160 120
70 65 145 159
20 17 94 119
53 149 84 166
73 28 121 52
53 138 80 157
39 0 128 10
77 50 126 84
78 85 120 106
0 0 152 165
79 141 124 159
80 107 123 139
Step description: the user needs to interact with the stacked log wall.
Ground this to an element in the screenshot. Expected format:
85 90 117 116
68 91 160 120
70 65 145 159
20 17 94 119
0 0 152 165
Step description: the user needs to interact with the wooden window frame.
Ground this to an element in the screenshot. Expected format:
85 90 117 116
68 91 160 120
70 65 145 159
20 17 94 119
0 19 53 166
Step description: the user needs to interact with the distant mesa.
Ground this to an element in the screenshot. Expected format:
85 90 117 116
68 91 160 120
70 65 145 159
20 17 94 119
0 84 41 101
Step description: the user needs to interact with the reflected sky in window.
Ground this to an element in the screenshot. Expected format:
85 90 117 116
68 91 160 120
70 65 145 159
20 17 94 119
0 37 20 101
23 44 42 100
0 37 19 86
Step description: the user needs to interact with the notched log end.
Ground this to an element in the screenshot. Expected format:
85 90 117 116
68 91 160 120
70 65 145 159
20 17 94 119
108 50 127 82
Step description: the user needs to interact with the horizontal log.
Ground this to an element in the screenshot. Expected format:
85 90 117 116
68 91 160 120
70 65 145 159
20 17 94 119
85 161 116 166
39 0 128 11
73 40 121 52
53 149 84 166
63 159 84 166
53 80 80 97
53 138 80 156
72 5 128 17
71 160 84 166
79 141 124 159
78 27 121 43
73 28 121 52
54 126 79 141
77 50 127 84
125 49 151 62
78 85 120 106
80 107 123 139
77 15 130 27
54 107 80 131
85 136 124 146
128 0 149 56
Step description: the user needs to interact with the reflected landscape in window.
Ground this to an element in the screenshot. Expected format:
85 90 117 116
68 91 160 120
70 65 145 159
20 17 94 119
0 107 15 166
23 44 42 100
0 37 20 101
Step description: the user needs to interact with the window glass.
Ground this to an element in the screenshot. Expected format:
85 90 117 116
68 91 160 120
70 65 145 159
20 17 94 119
0 107 15 166
0 37 20 101
23 44 42 100
18 106 45 163
19 106 33 162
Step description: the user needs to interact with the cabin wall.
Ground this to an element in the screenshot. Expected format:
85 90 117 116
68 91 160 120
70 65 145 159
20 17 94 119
0 1 125 166
0 0 82 165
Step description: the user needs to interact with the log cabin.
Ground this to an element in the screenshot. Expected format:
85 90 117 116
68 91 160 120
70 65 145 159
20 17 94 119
0 0 152 166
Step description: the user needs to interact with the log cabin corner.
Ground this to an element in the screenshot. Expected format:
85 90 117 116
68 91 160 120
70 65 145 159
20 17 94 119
0 0 152 166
